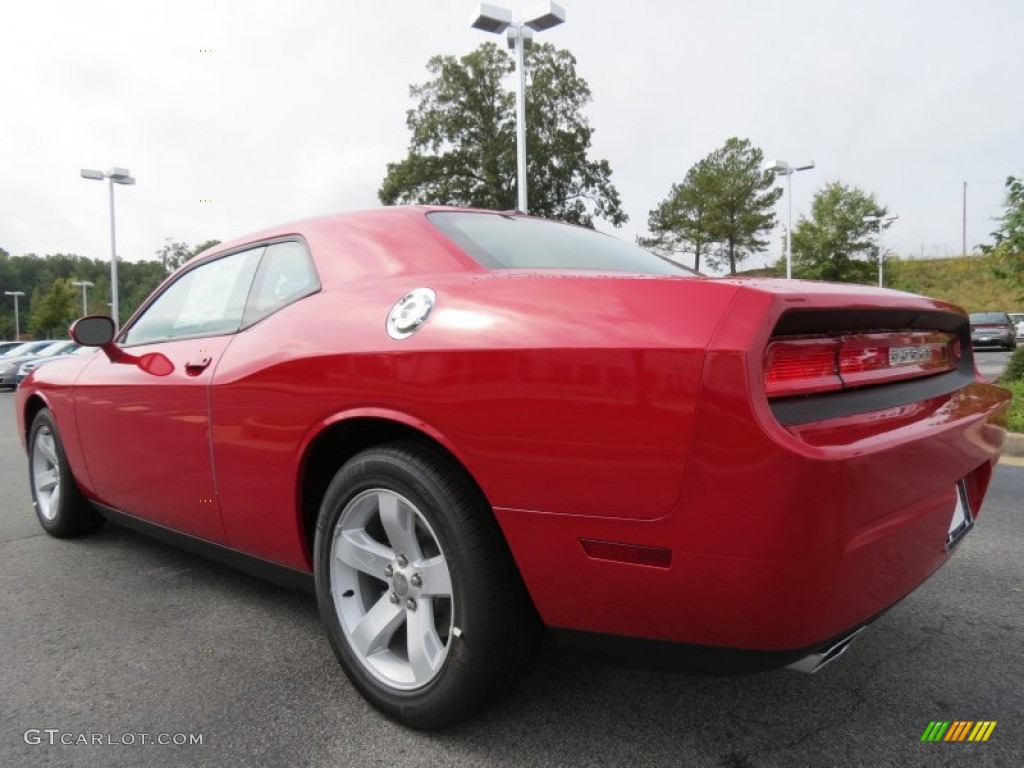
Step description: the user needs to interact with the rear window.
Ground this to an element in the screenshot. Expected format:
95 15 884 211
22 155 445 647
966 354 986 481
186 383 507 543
428 212 695 276
969 313 1010 323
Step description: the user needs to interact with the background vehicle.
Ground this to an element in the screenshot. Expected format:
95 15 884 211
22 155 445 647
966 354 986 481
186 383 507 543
2 340 56 358
16 207 1010 729
15 345 91 387
0 340 69 389
1008 312 1024 341
969 311 1017 350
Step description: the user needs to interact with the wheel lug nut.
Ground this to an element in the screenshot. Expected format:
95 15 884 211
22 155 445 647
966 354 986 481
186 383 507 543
410 573 422 588
384 564 393 577
389 592 400 605
397 554 408 567
406 598 416 611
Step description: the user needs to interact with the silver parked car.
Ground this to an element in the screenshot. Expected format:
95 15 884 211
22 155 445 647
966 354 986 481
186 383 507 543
15 345 94 386
0 340 75 389
968 312 1017 351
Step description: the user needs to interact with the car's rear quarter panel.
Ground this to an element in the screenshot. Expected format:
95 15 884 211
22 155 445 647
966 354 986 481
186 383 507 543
207 271 742 568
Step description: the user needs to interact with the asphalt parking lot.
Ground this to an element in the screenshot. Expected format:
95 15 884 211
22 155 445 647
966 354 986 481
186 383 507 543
974 347 1015 384
1 391 1022 768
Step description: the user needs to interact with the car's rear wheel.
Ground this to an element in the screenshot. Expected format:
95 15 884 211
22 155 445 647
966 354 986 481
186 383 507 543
314 442 538 729
29 408 104 537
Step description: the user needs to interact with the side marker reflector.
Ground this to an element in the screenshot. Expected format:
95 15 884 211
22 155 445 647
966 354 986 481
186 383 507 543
580 539 672 568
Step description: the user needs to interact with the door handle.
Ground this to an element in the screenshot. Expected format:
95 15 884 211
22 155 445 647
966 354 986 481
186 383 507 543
184 355 212 375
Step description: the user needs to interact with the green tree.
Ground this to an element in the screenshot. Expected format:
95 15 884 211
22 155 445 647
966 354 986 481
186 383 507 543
29 278 78 338
379 42 626 228
156 237 221 273
639 165 717 272
118 261 173 323
981 175 1024 300
643 137 780 274
791 181 889 283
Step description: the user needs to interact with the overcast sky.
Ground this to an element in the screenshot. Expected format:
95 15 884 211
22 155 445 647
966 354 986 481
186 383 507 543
2 0 1021 274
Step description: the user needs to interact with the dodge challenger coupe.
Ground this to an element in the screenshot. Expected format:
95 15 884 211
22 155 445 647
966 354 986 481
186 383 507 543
16 207 1010 729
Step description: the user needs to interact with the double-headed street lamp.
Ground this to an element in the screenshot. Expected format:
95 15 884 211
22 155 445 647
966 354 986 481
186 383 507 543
80 167 136 329
766 160 815 280
4 291 25 340
471 2 566 214
71 280 95 315
863 213 899 287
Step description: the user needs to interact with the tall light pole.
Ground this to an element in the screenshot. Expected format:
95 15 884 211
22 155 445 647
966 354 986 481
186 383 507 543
80 167 135 329
4 291 25 340
71 280 94 315
471 2 566 214
962 179 1001 257
863 214 899 287
962 180 967 257
766 159 815 279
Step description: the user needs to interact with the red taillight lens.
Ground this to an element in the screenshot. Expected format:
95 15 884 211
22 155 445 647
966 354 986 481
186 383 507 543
764 338 842 396
765 332 960 398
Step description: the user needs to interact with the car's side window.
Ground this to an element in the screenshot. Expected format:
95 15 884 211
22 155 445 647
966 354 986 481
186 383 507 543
242 240 319 327
121 247 264 346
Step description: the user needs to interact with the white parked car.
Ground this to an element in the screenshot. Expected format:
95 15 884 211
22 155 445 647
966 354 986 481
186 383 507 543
1009 312 1024 341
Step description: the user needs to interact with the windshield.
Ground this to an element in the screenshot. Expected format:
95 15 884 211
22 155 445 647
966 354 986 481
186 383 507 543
429 212 695 276
36 341 75 356
969 313 1009 324
2 341 50 357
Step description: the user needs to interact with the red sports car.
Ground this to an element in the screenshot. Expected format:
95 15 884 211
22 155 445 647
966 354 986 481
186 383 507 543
17 207 1010 729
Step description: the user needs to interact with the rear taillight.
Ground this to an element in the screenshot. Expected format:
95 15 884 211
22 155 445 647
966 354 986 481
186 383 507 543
764 332 960 398
764 339 843 396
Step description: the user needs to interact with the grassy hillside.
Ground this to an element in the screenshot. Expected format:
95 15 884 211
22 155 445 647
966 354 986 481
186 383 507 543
886 255 1022 312
738 254 1022 313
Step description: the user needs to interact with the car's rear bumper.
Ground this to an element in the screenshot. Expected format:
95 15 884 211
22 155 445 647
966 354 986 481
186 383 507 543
496 468 984 652
971 333 1015 346
495 376 1009 654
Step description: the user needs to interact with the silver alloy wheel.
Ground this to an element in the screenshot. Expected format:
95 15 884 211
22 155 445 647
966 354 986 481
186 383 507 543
32 425 61 522
329 488 454 690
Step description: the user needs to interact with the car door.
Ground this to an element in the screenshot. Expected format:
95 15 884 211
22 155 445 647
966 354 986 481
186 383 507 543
74 246 264 542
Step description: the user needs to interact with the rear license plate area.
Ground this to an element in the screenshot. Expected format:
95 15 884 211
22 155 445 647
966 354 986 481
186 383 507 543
946 480 973 550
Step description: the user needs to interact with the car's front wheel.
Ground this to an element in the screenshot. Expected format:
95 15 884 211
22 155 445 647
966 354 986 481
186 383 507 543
314 442 538 729
28 408 104 537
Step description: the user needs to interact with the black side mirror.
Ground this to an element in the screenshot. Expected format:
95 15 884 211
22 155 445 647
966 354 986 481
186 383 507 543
70 316 116 346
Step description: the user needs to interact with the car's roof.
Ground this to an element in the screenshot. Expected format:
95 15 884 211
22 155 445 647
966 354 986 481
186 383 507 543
184 206 482 289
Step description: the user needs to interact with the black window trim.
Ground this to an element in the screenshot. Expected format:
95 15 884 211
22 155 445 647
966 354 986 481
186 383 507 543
239 238 322 330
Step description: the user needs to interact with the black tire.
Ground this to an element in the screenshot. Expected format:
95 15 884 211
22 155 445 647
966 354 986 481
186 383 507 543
314 442 539 729
28 408 105 538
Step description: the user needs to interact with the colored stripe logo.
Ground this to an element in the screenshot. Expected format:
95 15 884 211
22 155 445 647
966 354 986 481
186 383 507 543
921 721 997 742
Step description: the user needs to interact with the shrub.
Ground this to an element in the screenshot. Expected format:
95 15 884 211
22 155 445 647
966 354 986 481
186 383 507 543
1001 345 1024 383
1002 380 1024 433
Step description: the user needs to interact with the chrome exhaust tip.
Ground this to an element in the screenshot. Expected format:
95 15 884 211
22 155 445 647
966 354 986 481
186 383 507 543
787 625 868 674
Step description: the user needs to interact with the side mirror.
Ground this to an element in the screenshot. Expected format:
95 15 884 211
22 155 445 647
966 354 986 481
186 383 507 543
70 316 116 346
68 315 174 377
